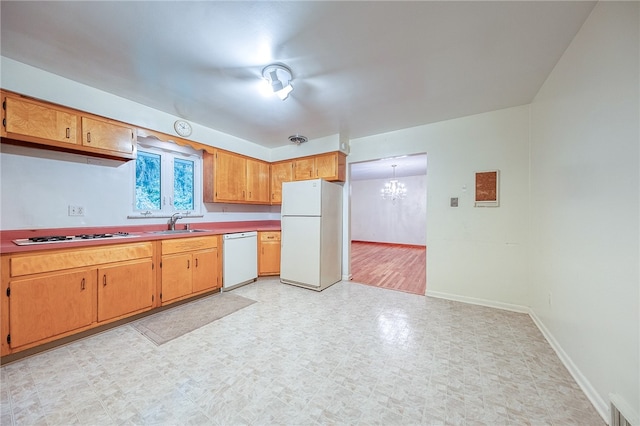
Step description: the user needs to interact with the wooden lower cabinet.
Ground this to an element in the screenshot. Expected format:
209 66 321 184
1 241 155 355
1 236 223 356
161 253 193 303
258 231 281 276
192 249 218 293
9 269 95 348
160 236 221 305
97 259 154 322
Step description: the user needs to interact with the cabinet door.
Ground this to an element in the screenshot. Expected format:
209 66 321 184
161 253 193 303
192 248 218 293
270 161 293 204
9 270 95 348
246 159 270 203
315 153 338 179
4 96 79 145
97 259 153 322
293 157 315 181
259 232 281 276
214 150 247 202
81 116 135 155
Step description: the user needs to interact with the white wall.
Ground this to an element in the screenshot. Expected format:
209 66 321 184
529 2 639 422
348 104 531 307
0 144 277 230
351 175 427 245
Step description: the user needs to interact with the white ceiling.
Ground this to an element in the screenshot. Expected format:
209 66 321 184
1 1 596 153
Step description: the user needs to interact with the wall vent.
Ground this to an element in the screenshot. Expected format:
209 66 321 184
288 134 308 145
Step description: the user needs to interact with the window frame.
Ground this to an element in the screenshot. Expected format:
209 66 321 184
129 138 203 219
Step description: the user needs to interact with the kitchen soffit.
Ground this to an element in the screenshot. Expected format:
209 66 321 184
0 1 596 148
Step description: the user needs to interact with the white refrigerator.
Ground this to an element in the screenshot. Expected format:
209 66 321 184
280 179 343 291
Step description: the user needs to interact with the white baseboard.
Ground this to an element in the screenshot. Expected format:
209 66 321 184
427 290 610 425
528 310 609 424
426 290 530 314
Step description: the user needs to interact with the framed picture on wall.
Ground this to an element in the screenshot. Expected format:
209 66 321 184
475 170 499 207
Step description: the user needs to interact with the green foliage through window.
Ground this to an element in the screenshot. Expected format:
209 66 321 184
136 151 161 210
174 158 194 210
134 147 199 214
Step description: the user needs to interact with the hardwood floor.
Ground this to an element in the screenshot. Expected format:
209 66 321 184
350 241 426 295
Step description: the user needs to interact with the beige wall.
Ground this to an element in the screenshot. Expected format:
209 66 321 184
348 104 531 308
529 2 639 421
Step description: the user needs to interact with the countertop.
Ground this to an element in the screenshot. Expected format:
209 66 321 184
0 220 281 254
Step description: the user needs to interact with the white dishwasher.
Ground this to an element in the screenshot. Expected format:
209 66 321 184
222 231 258 290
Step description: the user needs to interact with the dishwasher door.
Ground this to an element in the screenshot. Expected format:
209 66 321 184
222 232 258 290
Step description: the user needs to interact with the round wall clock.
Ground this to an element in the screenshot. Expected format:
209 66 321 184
174 120 192 137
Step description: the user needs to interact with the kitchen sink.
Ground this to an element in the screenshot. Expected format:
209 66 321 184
148 229 209 235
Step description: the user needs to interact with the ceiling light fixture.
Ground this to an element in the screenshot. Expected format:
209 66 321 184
381 164 407 203
262 64 293 100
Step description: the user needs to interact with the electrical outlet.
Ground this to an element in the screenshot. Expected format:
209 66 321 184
68 205 85 216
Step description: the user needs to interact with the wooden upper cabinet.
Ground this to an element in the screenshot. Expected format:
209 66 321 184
3 94 79 145
293 152 346 182
204 149 271 204
293 157 316 180
1 90 136 161
246 158 270 203
315 152 346 181
81 116 135 156
205 151 345 205
270 161 293 204
213 150 247 202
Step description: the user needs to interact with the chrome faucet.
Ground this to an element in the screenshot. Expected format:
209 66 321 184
168 212 183 230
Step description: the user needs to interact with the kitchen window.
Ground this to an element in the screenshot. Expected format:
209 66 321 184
130 139 203 218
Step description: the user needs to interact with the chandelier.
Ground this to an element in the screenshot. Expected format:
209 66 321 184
381 164 407 202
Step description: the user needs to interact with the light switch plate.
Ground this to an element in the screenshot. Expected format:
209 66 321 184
450 197 459 207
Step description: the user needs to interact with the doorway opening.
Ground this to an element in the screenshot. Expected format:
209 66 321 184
349 154 427 295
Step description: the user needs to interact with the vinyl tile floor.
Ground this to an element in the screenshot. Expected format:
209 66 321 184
1 278 603 425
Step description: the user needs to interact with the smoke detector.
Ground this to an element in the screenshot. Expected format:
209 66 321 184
288 134 308 145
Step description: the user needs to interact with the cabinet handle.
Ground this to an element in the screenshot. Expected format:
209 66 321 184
66 128 71 139
267 236 274 239
103 275 107 287
262 247 264 255
195 258 199 268
86 132 91 143
81 278 85 290
187 259 190 269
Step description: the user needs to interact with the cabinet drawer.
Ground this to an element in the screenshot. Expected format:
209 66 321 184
161 236 218 255
260 231 281 242
10 242 153 277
